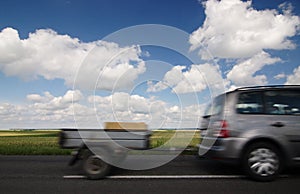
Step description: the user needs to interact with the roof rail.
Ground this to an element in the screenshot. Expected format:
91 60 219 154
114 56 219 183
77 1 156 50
235 85 300 91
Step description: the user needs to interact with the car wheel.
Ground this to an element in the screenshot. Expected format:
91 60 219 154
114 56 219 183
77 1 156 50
83 152 111 180
242 142 282 181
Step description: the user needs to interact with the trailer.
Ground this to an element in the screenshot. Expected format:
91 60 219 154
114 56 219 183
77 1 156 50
59 122 151 179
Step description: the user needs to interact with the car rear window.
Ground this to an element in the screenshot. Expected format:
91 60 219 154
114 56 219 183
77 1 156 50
204 94 225 116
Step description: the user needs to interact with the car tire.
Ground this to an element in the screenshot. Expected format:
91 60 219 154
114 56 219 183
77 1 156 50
83 151 111 180
242 142 282 181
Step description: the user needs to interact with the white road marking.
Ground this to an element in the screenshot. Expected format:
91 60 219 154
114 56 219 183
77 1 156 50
107 175 246 179
63 175 246 179
63 174 290 179
63 175 86 179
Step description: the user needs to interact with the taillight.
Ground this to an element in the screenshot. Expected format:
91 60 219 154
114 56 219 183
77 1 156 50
218 120 230 138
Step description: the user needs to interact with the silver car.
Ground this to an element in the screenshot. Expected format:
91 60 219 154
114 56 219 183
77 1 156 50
199 85 300 181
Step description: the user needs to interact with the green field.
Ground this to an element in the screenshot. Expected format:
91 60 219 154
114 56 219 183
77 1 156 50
0 130 200 155
150 130 200 149
0 130 71 155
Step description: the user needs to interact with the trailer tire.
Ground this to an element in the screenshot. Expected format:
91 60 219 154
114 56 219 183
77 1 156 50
83 151 111 180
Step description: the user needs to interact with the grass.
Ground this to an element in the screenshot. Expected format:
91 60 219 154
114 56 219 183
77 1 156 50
0 130 200 155
0 130 71 155
0 130 59 137
150 130 200 148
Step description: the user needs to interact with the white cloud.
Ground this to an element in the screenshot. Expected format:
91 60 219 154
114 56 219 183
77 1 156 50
88 92 206 128
74 43 146 90
0 27 145 91
189 0 300 59
27 90 82 104
147 65 185 92
27 90 83 111
90 92 166 118
226 51 281 86
89 93 165 127
0 91 83 129
279 2 294 16
147 63 224 94
286 66 300 84
0 89 206 129
0 103 19 117
27 93 49 103
274 73 286 80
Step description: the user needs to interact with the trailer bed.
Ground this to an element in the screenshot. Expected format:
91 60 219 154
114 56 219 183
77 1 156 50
59 128 151 150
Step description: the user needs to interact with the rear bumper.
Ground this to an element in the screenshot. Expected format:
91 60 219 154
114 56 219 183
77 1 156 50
198 137 247 161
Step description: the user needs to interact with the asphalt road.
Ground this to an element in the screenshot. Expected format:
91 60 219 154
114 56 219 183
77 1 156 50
0 155 299 194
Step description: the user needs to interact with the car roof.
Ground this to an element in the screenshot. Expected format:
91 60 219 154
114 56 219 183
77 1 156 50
227 85 300 94
212 85 300 100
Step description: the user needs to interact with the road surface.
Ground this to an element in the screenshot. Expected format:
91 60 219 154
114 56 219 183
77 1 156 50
0 155 299 193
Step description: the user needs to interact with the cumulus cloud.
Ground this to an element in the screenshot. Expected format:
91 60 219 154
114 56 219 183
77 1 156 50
90 92 166 119
274 73 286 80
147 63 224 94
27 90 83 111
27 92 54 103
286 66 300 84
88 92 205 128
190 0 300 59
0 27 145 91
0 103 20 117
0 89 206 129
147 66 186 92
0 90 85 128
226 51 281 86
74 42 146 90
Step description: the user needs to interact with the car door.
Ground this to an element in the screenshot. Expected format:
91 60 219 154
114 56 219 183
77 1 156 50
264 89 300 160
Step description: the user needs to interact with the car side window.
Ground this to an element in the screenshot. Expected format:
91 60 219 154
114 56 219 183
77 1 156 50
264 90 300 115
236 92 263 114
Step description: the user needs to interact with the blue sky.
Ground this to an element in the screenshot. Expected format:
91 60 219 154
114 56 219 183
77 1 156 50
0 0 203 40
0 0 299 129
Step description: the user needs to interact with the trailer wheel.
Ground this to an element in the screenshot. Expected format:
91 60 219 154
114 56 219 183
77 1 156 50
83 152 111 180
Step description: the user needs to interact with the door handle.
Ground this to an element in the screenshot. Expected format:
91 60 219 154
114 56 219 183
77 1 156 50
271 122 285 127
